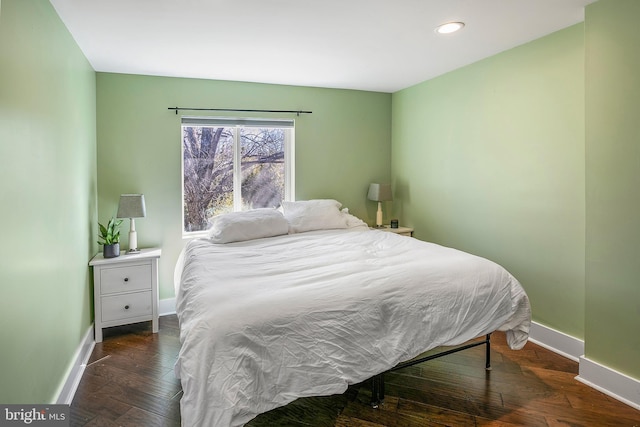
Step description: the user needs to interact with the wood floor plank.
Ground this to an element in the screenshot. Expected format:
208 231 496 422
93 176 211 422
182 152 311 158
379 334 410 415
71 392 132 425
113 407 178 427
86 362 182 400
70 316 640 426
334 415 387 427
100 382 181 422
395 399 477 426
545 411 640 427
246 392 352 427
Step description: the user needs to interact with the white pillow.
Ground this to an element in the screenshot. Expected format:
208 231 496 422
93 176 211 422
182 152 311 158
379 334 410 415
281 199 349 233
208 209 289 243
341 208 369 230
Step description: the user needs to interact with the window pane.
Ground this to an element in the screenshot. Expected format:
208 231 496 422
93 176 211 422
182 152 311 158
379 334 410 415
240 127 285 210
181 118 294 236
182 126 234 232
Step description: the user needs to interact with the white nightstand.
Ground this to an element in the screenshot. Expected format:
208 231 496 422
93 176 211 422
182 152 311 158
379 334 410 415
89 248 161 342
374 226 414 237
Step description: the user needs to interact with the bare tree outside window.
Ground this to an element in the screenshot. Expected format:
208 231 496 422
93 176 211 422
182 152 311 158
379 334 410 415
240 127 285 210
182 123 290 233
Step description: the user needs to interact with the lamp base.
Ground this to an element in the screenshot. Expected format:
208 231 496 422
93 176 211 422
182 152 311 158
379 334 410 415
375 201 384 228
128 224 139 254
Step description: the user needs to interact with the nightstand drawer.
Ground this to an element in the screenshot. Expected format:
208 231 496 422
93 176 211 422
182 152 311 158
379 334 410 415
101 291 152 322
100 264 151 295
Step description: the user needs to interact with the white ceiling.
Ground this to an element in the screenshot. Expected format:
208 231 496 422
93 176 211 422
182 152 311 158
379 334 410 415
49 0 597 93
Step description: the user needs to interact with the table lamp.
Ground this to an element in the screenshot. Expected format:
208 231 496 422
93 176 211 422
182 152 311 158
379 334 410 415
116 194 146 254
367 183 392 228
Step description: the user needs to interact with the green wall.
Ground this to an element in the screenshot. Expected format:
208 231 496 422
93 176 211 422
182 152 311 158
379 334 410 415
392 25 586 339
0 0 97 403
96 73 391 300
585 0 640 379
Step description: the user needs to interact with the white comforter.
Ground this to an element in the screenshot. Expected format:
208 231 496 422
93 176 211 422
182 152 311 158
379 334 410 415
174 229 531 427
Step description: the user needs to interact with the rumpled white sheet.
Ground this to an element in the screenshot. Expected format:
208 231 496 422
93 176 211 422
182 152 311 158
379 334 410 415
174 229 531 427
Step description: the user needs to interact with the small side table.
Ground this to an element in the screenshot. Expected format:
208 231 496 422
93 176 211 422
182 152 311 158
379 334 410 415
374 226 414 237
89 248 161 342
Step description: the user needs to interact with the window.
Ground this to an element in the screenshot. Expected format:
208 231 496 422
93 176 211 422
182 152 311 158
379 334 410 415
182 117 294 234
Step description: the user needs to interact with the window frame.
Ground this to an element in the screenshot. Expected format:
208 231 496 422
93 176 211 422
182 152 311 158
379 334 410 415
181 116 295 238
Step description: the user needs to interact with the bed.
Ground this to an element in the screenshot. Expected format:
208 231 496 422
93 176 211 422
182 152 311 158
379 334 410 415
174 200 531 427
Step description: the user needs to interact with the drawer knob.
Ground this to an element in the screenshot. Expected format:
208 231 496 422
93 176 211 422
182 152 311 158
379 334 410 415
124 277 129 282
124 305 130 310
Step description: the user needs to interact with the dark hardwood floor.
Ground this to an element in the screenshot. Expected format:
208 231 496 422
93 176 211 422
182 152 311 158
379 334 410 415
70 316 640 426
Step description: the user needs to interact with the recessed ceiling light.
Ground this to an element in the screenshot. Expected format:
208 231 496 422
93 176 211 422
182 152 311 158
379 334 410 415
435 22 465 34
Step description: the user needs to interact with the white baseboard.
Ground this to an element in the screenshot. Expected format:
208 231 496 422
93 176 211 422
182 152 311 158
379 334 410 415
159 297 176 316
528 321 584 362
577 356 640 411
54 325 95 405
528 321 640 410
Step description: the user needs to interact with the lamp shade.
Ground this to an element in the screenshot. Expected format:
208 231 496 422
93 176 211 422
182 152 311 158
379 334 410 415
116 194 146 219
367 183 392 202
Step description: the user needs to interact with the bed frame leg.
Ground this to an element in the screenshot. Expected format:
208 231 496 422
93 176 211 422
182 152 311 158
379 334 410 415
485 333 492 371
370 374 385 408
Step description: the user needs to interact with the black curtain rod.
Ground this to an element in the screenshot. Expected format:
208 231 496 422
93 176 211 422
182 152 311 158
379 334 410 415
168 107 312 116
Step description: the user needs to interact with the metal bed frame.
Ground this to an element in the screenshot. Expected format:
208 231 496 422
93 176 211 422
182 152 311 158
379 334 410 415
370 333 492 407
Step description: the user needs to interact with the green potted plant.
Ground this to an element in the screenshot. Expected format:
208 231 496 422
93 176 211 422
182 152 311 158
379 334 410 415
98 217 123 258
